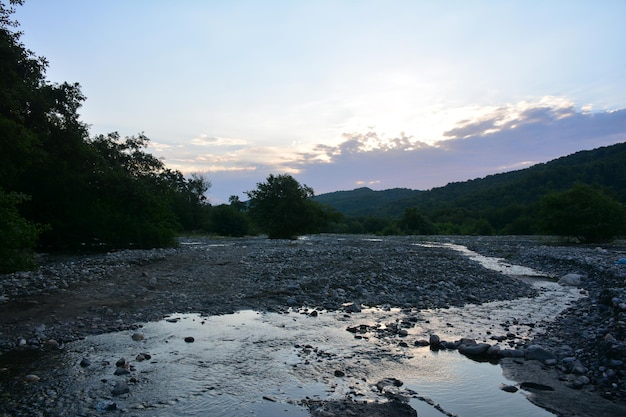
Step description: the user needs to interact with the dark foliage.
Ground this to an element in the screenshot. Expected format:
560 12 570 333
0 3 211 269
538 183 625 243
0 189 42 272
207 204 251 237
246 174 329 239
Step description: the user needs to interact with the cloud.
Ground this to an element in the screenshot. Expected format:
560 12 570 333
442 97 578 139
190 134 247 147
292 103 626 196
154 99 626 203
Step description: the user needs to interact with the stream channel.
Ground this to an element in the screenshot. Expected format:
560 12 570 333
0 242 582 417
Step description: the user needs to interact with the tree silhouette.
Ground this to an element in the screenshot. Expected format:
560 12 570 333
246 174 327 239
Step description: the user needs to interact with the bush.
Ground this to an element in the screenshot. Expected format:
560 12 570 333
0 190 42 272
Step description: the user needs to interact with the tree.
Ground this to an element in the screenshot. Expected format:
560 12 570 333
0 1 213 257
398 207 436 235
228 195 246 211
538 183 626 243
208 204 251 237
246 174 327 239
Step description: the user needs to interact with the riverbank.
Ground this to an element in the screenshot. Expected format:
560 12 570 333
1 235 625 416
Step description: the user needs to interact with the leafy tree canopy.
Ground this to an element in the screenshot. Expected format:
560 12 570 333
246 174 327 239
538 183 626 243
0 2 212 266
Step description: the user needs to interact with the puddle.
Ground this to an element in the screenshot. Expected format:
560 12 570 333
0 240 583 416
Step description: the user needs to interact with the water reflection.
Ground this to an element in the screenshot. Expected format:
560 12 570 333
9 308 553 417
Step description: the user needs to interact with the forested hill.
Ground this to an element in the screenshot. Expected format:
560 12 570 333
314 187 420 217
314 142 626 219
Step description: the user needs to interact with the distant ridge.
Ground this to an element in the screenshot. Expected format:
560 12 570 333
314 142 626 218
314 187 420 217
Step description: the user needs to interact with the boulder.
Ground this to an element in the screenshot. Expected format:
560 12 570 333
459 342 491 357
524 345 557 362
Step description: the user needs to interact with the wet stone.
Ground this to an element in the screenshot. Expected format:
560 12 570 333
500 384 519 393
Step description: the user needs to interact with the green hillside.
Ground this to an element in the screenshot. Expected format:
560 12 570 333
314 187 420 216
315 142 626 236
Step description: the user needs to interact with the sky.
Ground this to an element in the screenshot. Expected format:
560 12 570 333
14 0 626 204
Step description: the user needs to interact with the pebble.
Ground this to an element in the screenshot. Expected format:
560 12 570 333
111 381 130 396
2 235 626 411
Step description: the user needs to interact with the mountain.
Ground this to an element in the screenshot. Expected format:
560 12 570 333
314 187 420 217
314 142 626 219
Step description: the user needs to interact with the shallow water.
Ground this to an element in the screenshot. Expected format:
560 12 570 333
4 309 556 417
0 239 584 416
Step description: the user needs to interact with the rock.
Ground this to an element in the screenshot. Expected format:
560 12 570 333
95 400 117 411
114 368 130 376
375 378 404 392
487 344 502 357
111 381 130 396
440 340 459 349
558 273 583 286
459 342 491 357
429 334 440 348
184 336 195 343
131 333 144 341
342 302 361 313
44 339 59 349
520 381 555 391
80 358 91 367
571 360 587 375
334 369 345 377
500 384 518 393
23 374 40 382
414 339 430 347
115 358 126 368
524 345 557 362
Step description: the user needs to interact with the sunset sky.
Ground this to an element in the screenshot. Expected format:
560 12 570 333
15 0 626 203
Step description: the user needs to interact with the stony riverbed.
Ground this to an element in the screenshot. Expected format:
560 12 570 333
1 235 625 416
